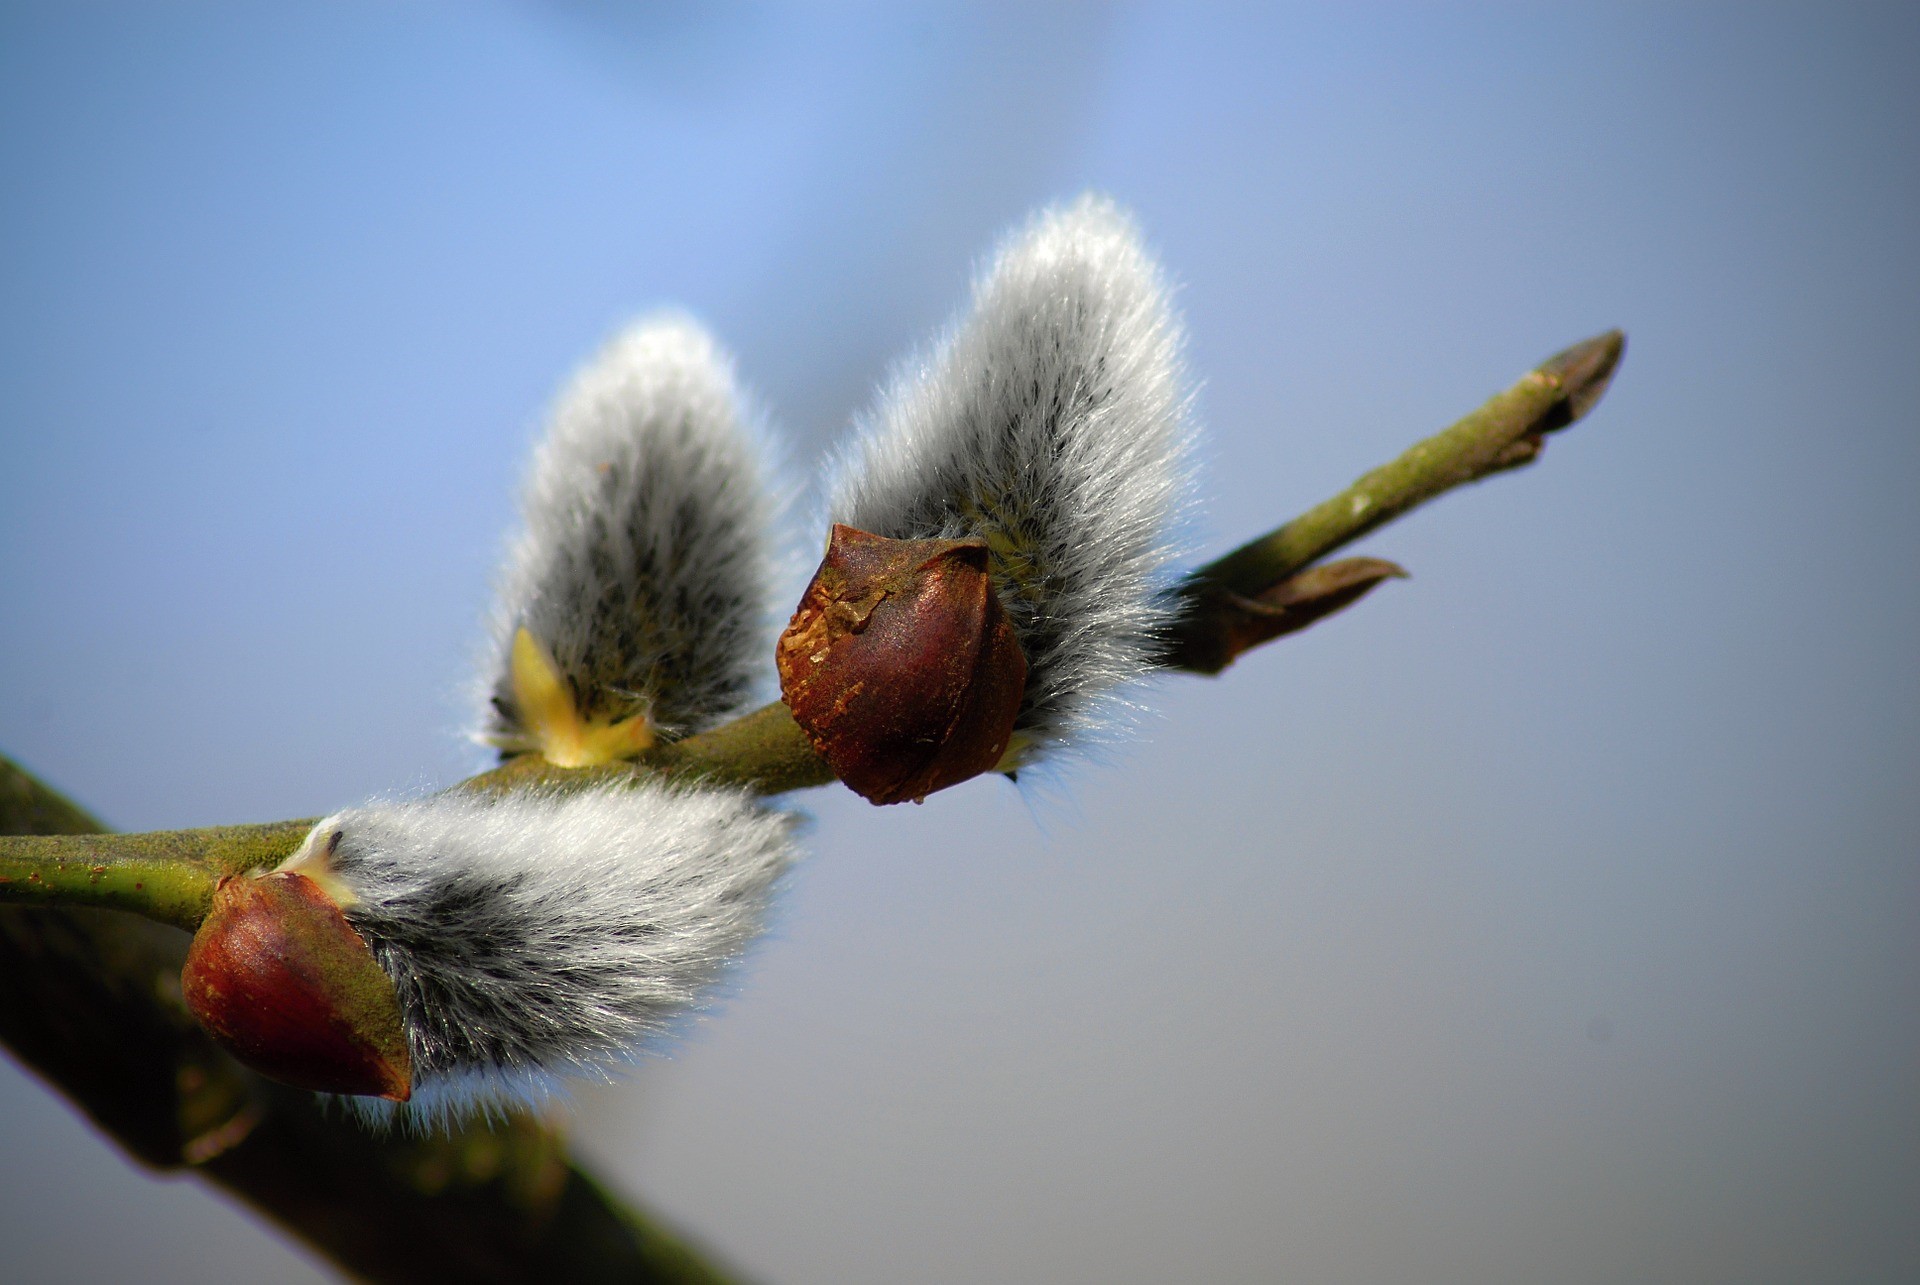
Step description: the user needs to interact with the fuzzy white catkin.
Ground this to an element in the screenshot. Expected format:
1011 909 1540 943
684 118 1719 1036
828 194 1196 762
482 313 779 746
298 783 796 1123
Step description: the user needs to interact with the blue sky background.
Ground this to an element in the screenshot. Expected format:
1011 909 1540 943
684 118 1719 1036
2 4 1916 1282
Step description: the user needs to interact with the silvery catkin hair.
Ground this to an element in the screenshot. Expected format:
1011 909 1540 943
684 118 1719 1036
483 314 779 751
286 782 796 1123
827 194 1196 762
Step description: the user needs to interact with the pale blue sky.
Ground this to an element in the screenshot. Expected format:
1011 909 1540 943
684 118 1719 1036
2 5 1916 1282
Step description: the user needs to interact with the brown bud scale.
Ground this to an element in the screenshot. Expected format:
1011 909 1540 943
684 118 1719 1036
1163 557 1408 674
778 524 1028 805
182 870 412 1101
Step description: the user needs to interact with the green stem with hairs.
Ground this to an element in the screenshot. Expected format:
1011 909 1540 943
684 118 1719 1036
0 330 1624 931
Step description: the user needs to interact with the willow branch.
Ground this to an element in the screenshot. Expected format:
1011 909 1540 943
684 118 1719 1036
0 755 738 1284
0 330 1624 927
1193 329 1622 595
0 819 314 932
1163 329 1623 671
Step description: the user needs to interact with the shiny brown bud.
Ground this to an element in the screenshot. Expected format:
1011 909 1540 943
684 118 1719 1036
778 523 1028 805
182 868 412 1101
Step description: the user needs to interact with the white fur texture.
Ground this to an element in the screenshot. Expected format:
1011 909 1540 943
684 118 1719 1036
299 783 795 1123
827 195 1195 762
483 314 778 745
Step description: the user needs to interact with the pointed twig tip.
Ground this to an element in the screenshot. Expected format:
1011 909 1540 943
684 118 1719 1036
1542 329 1626 425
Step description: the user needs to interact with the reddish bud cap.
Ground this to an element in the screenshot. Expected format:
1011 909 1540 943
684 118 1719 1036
182 870 412 1101
778 524 1028 805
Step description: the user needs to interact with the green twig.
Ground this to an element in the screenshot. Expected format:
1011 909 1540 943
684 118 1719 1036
0 820 312 932
1193 329 1623 594
0 331 1624 930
